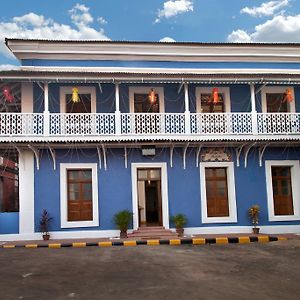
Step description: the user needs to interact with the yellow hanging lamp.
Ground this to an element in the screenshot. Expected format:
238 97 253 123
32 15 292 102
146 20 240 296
72 87 80 103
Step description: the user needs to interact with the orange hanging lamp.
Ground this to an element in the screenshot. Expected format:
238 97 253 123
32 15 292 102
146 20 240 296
148 88 157 103
284 88 293 103
72 87 80 103
212 88 219 104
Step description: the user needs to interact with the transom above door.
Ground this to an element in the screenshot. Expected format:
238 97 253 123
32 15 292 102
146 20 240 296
60 86 96 113
129 87 165 113
196 87 231 113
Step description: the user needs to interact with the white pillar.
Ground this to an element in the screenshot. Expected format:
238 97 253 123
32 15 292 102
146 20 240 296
115 83 121 135
250 84 258 135
184 83 191 134
43 82 50 136
19 150 35 238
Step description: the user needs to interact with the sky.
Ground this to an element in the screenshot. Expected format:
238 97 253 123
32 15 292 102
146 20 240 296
1 0 300 68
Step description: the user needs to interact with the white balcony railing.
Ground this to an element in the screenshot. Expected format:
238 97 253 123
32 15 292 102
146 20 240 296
121 113 185 135
0 112 299 137
257 113 300 134
0 113 44 136
190 113 253 135
49 113 115 135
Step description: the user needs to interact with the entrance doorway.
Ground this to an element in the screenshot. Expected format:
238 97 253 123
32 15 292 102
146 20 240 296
137 168 162 226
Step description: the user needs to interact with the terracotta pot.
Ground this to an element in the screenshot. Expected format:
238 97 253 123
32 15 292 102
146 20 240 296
43 234 50 241
120 230 128 239
176 228 184 237
252 227 260 234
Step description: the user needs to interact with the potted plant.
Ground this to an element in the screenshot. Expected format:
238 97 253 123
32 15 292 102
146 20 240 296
113 210 133 238
170 214 187 237
39 209 53 240
248 205 260 234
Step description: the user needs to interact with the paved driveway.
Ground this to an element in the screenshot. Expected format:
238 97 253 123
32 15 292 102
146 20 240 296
0 239 299 300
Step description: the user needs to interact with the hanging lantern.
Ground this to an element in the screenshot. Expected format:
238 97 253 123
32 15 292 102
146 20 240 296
72 87 79 103
283 88 293 103
148 89 157 103
212 88 219 104
2 86 14 102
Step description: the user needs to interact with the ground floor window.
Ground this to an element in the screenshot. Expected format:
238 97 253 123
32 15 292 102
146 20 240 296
200 162 237 223
265 161 300 221
60 163 99 228
0 152 19 213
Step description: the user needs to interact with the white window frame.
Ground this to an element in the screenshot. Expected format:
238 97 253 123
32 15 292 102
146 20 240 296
261 86 296 113
200 161 237 223
60 163 99 228
59 86 96 113
129 86 165 113
196 87 231 113
265 160 300 221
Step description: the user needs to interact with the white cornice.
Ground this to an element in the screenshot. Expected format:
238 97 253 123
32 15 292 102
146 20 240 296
7 40 300 63
20 66 300 75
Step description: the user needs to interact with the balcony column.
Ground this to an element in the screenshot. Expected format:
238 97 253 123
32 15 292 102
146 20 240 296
184 83 191 134
115 82 121 135
43 82 50 136
250 84 258 135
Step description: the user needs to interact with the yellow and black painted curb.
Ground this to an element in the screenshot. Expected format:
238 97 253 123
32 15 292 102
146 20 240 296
0 235 287 249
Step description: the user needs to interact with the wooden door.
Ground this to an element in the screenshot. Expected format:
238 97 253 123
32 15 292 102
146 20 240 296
67 169 93 221
205 167 229 217
66 94 91 113
266 93 288 113
271 166 294 215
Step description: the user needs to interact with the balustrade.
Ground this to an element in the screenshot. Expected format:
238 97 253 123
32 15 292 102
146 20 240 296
0 112 299 137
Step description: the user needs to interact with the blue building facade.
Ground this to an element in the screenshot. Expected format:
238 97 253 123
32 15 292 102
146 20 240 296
0 39 300 240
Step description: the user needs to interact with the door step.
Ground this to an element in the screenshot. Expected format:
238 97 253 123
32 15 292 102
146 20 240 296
128 227 178 239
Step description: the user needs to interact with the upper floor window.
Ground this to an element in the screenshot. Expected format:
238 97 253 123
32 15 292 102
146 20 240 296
261 87 295 113
129 87 165 113
60 86 96 113
196 87 230 113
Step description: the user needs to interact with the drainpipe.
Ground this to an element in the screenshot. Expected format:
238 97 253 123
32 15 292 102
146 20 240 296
184 83 191 134
115 82 121 135
250 84 258 135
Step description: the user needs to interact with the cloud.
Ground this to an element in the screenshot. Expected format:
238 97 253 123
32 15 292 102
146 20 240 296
159 37 176 42
155 0 193 23
227 30 252 43
97 17 107 25
69 3 93 27
241 0 289 18
0 3 110 59
0 64 19 70
227 14 300 42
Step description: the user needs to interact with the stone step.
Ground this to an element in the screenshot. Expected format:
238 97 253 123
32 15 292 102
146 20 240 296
136 226 165 231
128 229 178 238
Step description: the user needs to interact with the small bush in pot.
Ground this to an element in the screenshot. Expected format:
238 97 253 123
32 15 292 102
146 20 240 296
248 205 260 234
114 210 133 238
39 209 53 240
170 214 187 237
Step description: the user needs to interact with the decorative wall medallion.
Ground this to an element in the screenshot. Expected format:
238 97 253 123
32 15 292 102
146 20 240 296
201 148 232 162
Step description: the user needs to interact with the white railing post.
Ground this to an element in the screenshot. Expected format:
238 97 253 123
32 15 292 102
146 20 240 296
184 83 191 134
43 82 50 136
250 84 258 135
115 82 121 135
